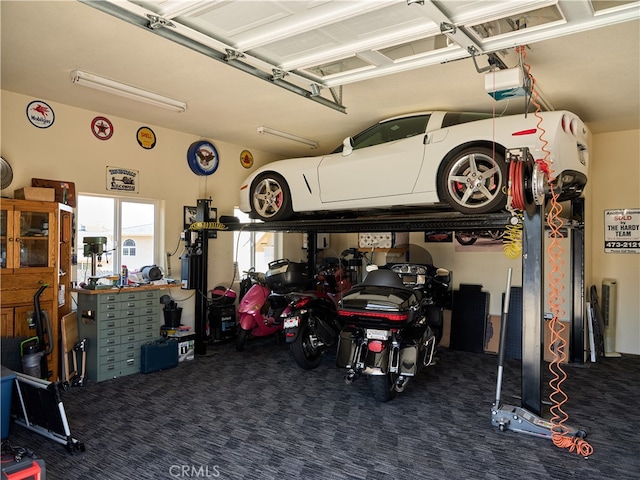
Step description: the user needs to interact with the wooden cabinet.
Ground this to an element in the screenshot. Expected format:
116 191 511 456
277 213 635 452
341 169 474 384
0 199 73 381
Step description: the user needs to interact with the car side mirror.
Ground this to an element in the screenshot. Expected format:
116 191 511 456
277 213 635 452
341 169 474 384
342 137 353 156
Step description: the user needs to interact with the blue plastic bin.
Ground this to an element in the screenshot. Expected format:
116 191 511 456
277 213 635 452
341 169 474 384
1 365 16 439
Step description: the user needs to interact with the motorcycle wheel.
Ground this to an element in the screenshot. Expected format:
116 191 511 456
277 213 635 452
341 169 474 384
369 372 398 402
236 328 250 351
290 324 322 370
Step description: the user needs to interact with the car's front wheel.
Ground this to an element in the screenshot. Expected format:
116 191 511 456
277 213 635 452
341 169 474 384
439 147 507 214
250 172 293 221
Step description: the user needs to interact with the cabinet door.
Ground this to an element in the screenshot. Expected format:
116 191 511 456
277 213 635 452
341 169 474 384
0 307 14 337
58 208 73 315
1 204 55 272
17 208 55 269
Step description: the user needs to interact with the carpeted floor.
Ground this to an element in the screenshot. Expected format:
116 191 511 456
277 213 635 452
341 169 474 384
4 337 640 480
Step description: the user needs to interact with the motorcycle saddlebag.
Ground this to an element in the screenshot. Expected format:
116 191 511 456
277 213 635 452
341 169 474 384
265 259 309 293
141 338 179 374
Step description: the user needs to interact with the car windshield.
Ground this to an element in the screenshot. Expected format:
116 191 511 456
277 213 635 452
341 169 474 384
332 114 430 153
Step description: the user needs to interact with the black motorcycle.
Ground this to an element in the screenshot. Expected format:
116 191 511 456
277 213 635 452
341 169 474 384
336 260 451 401
282 256 355 370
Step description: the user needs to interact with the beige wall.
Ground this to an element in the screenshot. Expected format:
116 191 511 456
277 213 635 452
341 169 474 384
2 90 638 354
1 90 284 325
590 130 640 354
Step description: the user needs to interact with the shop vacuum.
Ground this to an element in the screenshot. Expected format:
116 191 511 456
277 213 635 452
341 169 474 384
20 285 52 379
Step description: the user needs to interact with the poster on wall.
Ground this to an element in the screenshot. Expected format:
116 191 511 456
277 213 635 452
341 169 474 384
106 166 139 193
604 208 640 253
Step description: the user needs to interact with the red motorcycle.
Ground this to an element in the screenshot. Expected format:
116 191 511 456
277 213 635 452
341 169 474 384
235 260 308 351
282 250 362 369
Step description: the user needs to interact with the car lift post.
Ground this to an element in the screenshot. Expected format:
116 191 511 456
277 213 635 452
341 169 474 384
570 198 586 364
193 199 210 355
521 197 586 414
521 204 545 415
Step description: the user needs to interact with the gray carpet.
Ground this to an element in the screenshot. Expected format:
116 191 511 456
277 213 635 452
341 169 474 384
4 337 640 480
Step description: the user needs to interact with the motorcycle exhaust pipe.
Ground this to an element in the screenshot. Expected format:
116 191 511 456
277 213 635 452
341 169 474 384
344 370 359 384
395 376 408 392
423 335 437 367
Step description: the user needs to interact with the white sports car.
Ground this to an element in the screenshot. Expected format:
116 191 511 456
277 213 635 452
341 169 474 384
239 111 589 221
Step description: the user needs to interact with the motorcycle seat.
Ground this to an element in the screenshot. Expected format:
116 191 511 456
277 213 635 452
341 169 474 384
361 269 408 289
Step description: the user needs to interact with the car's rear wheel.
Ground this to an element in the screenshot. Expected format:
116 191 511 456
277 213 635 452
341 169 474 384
439 147 507 214
250 172 293 221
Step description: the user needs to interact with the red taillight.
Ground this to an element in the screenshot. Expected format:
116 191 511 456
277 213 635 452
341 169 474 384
368 340 385 353
561 114 569 133
294 297 311 309
338 310 409 322
512 128 537 136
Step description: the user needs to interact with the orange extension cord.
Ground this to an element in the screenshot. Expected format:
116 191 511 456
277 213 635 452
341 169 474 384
516 46 594 457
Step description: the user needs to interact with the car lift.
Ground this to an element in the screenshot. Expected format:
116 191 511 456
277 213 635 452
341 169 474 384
194 150 587 422
489 148 587 443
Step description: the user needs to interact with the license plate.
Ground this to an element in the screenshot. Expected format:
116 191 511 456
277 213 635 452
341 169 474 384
284 317 300 329
366 329 389 340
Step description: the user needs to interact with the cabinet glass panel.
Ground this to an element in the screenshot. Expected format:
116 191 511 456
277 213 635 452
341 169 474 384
19 210 50 267
1 209 7 269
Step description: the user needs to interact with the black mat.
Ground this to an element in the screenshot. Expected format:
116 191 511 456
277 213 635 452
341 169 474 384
4 338 640 480
450 284 490 353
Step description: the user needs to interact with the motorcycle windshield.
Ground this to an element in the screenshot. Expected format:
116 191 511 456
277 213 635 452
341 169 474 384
383 243 433 267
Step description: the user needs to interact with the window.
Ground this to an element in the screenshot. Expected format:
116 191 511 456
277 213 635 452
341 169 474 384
122 239 136 256
333 114 430 152
442 112 492 128
75 195 158 283
233 207 280 277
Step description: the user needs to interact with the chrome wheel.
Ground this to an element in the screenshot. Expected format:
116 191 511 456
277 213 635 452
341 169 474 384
251 173 292 221
440 147 507 214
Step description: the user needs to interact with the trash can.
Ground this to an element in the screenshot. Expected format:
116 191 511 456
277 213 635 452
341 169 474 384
160 296 183 328
163 306 183 328
1 365 16 439
209 286 237 342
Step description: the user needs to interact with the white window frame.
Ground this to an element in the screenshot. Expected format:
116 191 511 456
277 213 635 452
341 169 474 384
76 194 160 280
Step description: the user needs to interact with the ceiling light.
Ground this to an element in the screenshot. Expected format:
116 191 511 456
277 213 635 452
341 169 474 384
70 69 187 113
257 127 319 149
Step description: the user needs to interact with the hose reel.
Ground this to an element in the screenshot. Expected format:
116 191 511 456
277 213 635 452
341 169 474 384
506 147 548 216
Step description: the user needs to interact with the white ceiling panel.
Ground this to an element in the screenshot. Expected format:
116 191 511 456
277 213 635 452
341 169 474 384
1 0 638 158
93 0 640 93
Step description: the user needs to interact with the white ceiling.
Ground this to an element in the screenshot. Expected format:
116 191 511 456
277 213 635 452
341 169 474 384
2 1 639 158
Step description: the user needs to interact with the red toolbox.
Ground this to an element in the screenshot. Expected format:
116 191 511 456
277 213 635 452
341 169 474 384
140 338 179 374
1 453 46 480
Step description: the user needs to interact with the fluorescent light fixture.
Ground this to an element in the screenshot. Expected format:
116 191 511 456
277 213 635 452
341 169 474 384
257 126 318 149
70 69 187 113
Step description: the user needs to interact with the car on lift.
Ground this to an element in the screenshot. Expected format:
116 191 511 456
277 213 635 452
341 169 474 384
239 110 589 221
